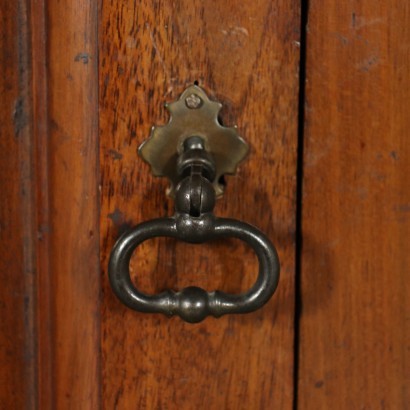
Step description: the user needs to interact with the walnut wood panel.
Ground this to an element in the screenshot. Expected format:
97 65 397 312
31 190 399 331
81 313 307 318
47 0 100 408
100 1 300 408
1 1 100 408
0 2 36 408
299 1 410 408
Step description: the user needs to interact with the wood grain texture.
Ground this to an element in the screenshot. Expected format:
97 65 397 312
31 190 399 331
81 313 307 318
0 1 37 408
31 0 53 406
299 1 410 408
1 1 100 407
99 0 300 408
47 0 100 408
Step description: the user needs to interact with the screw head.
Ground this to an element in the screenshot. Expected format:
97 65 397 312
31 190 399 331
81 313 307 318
185 93 203 109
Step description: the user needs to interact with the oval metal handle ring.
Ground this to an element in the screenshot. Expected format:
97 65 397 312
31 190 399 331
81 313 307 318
109 216 280 323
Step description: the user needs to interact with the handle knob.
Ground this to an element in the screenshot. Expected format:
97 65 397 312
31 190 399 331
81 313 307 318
108 86 280 323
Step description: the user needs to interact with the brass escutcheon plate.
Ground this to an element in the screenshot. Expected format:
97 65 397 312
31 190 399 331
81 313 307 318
138 85 249 197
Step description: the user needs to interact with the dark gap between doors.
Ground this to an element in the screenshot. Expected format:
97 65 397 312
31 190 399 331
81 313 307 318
293 0 309 409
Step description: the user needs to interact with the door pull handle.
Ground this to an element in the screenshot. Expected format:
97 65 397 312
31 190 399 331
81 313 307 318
108 85 280 323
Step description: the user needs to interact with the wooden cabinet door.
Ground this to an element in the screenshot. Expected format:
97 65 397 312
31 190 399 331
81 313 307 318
298 2 410 408
1 0 408 409
98 1 299 408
